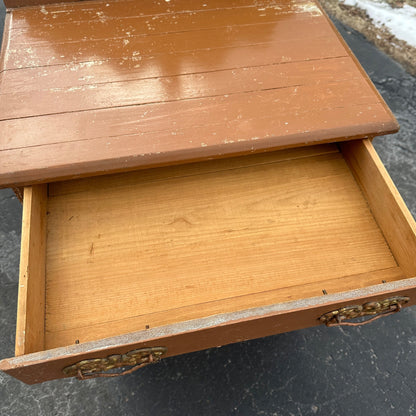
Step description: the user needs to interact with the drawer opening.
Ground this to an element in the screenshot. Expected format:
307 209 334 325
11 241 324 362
15 140 416 356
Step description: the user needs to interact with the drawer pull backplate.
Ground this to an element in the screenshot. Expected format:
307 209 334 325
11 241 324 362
62 346 167 380
319 296 410 327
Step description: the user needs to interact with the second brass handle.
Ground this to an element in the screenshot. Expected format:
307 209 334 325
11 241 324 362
319 296 409 327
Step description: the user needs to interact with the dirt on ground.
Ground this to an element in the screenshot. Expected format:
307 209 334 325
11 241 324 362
320 0 416 76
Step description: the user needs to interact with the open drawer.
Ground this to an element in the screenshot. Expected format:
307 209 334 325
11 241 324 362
1 138 416 384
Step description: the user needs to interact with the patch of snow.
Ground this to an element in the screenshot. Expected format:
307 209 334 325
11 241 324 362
342 0 416 48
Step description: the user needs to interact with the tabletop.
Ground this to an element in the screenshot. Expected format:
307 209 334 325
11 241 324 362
0 0 398 187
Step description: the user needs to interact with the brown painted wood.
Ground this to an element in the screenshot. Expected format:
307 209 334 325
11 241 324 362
0 59 371 120
2 278 416 384
0 101 397 188
4 0 298 11
3 20 343 73
0 0 398 188
6 5 332 46
0 0 411 384
6 0 311 19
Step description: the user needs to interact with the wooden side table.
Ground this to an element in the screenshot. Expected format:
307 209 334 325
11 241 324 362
0 0 415 384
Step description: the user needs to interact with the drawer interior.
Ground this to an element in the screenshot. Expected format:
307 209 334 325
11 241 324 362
16 141 416 355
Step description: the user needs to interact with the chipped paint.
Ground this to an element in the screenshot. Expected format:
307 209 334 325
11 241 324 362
294 1 323 15
0 0 397 190
67 61 104 71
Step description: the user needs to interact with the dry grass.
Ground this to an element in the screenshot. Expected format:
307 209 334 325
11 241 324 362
319 0 416 76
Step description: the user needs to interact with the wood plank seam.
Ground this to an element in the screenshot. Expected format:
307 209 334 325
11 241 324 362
45 266 404 335
9 2 315 25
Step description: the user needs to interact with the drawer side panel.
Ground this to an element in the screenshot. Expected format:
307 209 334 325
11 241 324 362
15 185 48 356
341 139 416 278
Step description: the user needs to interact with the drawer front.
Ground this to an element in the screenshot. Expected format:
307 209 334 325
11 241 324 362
1 280 416 384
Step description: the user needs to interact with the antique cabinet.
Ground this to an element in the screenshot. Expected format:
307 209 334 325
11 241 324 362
0 0 415 383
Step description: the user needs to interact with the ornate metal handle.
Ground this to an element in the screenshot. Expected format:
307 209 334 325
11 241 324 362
319 296 409 327
62 347 167 380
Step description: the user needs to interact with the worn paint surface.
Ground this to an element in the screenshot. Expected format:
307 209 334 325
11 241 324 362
2 277 416 383
0 0 398 187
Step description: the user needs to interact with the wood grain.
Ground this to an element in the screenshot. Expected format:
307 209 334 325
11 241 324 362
15 185 48 356
0 0 398 188
341 139 416 278
48 143 339 196
0 0 412 386
43 146 398 348
45 267 404 349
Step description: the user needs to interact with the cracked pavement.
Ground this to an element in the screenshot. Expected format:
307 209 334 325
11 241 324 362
0 6 416 416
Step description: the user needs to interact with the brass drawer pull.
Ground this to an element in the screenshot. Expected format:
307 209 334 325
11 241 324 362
62 347 167 380
319 296 410 327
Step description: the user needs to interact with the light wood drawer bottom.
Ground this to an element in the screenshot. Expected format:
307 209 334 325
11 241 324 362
1 139 416 384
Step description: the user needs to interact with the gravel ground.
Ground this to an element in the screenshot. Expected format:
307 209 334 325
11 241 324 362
0 6 416 416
